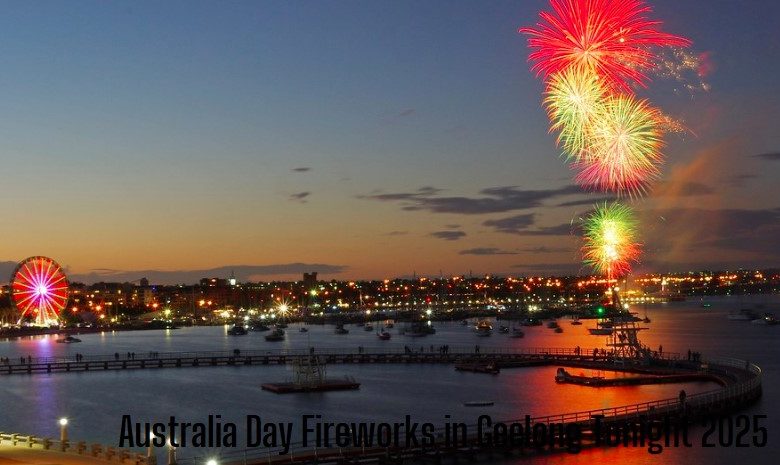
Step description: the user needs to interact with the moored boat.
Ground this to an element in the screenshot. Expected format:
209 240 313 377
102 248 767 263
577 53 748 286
265 328 285 341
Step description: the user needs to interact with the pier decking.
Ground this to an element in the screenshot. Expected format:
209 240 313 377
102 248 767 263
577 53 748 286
0 346 683 376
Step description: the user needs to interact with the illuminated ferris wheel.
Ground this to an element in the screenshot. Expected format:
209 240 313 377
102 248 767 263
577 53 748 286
10 256 70 326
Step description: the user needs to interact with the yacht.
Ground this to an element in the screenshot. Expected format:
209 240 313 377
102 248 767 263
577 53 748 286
250 323 270 332
299 327 309 333
56 335 82 343
750 313 777 325
510 327 524 338
570 317 582 326
475 320 493 337
335 324 349 334
227 325 248 336
546 321 559 329
377 329 391 340
265 328 285 341
364 324 374 331
498 325 510 333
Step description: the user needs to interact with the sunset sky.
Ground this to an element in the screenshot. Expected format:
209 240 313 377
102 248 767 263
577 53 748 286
2 0 780 284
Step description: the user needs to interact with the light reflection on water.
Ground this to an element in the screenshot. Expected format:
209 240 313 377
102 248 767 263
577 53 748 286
0 295 777 464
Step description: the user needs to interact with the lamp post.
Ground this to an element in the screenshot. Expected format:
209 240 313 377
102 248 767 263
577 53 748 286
59 418 68 443
167 440 177 465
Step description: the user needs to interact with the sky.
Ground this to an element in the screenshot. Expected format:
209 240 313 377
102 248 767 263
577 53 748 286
1 0 780 284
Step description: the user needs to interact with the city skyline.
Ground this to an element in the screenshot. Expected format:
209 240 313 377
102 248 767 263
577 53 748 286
2 0 780 281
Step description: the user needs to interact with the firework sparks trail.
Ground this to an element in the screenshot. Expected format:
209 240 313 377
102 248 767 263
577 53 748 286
574 94 664 195
582 202 642 279
520 0 690 92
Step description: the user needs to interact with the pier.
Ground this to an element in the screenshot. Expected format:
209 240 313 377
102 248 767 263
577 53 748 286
0 346 686 376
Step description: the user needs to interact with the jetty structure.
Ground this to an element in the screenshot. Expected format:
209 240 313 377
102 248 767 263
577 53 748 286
260 355 360 393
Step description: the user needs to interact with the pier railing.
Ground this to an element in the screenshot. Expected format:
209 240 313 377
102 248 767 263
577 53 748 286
0 431 153 465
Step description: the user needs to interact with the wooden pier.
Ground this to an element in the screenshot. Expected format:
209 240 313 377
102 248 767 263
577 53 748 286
0 346 685 376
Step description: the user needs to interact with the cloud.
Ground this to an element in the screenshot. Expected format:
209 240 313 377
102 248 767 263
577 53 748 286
641 206 780 265
556 196 617 208
723 173 757 188
291 167 311 172
289 191 311 202
68 263 349 285
651 181 715 197
459 248 517 256
430 230 466 241
482 214 535 233
753 152 780 161
385 230 409 236
397 108 415 118
519 246 572 254
481 214 574 236
360 184 581 215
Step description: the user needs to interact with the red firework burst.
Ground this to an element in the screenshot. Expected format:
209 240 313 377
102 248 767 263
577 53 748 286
520 0 690 91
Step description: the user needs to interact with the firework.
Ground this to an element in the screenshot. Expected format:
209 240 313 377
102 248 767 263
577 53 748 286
574 94 664 195
582 202 641 279
544 68 607 158
521 0 690 91
654 47 711 93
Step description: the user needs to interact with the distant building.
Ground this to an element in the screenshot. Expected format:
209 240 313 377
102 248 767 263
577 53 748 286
303 272 318 290
139 277 149 287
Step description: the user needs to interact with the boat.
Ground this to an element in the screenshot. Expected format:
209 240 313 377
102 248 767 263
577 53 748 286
510 327 524 338
750 313 778 325
364 324 374 331
384 321 394 329
701 302 712 308
227 325 248 336
335 324 349 334
728 309 756 321
546 321 559 329
299 327 309 333
588 327 613 335
463 401 494 407
56 335 82 343
520 318 542 326
554 327 563 333
570 317 582 326
377 330 391 340
250 323 270 332
498 325 510 333
455 361 499 374
460 320 469 326
403 321 436 337
474 320 493 337
265 328 285 341
276 322 288 329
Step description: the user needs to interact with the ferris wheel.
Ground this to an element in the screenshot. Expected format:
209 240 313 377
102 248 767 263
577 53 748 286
10 256 70 326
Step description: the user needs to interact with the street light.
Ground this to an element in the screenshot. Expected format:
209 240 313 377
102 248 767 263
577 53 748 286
206 460 218 465
59 418 68 443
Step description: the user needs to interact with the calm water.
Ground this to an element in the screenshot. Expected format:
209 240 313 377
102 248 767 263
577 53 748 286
0 295 777 464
